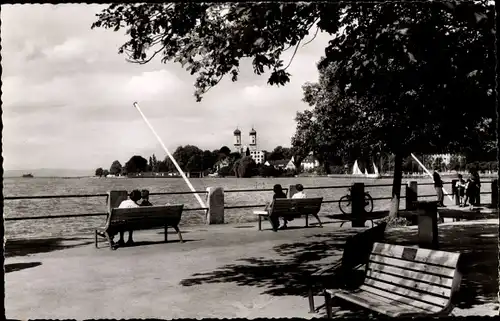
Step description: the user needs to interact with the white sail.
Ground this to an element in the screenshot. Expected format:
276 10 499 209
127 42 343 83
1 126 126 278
352 160 363 175
364 168 368 175
373 162 379 175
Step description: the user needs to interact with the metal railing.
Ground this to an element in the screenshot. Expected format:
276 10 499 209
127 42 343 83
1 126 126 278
4 180 494 221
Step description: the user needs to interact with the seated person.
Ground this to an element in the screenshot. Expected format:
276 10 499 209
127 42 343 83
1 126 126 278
140 189 153 206
267 184 287 231
292 184 307 199
116 189 142 246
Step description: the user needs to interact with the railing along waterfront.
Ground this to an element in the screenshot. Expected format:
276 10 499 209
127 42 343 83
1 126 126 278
4 180 495 222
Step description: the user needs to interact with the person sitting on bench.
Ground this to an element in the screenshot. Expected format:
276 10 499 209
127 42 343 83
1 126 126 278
279 184 307 230
267 184 287 231
140 189 153 206
116 189 142 246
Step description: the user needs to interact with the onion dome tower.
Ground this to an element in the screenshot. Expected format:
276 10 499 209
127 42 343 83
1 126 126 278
233 127 242 153
249 127 257 151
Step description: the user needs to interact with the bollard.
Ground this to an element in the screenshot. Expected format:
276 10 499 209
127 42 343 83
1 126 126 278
451 179 459 205
405 181 418 210
108 190 128 213
206 187 224 224
492 179 498 208
416 201 439 250
287 184 298 198
351 183 366 228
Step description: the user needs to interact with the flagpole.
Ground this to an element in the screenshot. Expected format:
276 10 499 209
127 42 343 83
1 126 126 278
411 153 454 203
133 102 207 209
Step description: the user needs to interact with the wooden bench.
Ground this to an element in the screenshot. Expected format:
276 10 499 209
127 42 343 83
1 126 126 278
324 242 462 318
307 222 387 313
252 197 323 231
95 205 185 250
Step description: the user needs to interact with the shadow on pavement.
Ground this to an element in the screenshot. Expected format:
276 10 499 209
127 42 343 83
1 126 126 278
5 262 42 273
113 239 203 249
5 237 94 257
180 230 358 297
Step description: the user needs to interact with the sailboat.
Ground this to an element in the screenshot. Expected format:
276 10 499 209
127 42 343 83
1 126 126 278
352 160 381 178
366 162 381 178
352 160 363 175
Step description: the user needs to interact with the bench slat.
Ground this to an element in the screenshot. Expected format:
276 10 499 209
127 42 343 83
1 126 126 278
363 278 449 307
369 255 456 278
365 270 452 297
356 286 444 313
332 289 431 317
372 243 460 268
367 263 454 288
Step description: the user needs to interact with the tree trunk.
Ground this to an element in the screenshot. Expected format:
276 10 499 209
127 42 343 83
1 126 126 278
389 152 404 217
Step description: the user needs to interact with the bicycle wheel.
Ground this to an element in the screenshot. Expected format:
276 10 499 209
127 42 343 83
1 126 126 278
364 193 374 213
339 195 351 214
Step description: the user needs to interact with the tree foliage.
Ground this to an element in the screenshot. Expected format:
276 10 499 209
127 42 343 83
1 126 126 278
125 155 148 173
109 160 123 175
95 167 104 177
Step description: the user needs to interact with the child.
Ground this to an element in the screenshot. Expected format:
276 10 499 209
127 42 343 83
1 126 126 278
464 175 477 210
140 189 153 206
455 174 466 207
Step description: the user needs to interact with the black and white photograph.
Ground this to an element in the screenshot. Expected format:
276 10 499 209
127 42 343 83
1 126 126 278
2 2 498 319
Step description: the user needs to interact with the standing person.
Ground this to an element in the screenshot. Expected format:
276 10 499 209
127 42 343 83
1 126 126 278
455 174 467 207
465 174 477 210
472 170 481 206
267 184 287 232
116 189 142 246
433 168 445 207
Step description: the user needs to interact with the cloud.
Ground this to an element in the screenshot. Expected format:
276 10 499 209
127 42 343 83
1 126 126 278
1 4 330 171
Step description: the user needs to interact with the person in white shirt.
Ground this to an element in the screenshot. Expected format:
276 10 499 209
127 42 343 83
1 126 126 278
116 189 141 246
279 184 307 229
291 184 307 199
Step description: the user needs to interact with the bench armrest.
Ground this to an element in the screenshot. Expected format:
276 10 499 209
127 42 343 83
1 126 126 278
253 210 269 215
311 261 343 277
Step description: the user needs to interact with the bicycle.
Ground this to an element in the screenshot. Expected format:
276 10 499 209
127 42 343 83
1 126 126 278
338 187 374 214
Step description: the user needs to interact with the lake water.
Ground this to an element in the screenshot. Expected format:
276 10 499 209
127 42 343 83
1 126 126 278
4 176 493 239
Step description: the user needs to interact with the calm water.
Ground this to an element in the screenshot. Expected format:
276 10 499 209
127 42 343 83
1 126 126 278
4 176 492 239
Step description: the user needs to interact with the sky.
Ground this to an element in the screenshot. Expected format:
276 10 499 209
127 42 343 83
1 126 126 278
1 4 331 171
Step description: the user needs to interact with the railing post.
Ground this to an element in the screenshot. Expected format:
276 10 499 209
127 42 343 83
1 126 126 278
287 184 298 198
108 190 128 213
416 201 439 250
351 183 365 228
451 179 459 205
405 181 418 210
492 179 498 208
206 187 224 224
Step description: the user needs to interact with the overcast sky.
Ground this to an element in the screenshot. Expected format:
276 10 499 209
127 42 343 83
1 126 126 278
1 4 331 171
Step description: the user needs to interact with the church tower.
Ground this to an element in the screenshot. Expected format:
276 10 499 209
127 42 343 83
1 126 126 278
233 128 242 153
249 127 257 151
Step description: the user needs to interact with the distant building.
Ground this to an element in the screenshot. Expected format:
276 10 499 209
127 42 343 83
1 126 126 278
265 159 291 170
233 127 265 164
302 154 320 170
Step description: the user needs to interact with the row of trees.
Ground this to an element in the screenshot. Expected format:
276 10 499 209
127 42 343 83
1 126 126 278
94 144 299 177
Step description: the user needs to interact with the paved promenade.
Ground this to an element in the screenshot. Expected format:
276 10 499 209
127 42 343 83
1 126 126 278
5 216 499 319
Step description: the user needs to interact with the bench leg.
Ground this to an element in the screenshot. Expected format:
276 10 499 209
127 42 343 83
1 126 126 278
258 215 262 231
165 226 168 242
308 286 315 313
173 226 184 243
312 214 323 227
324 289 333 319
95 230 98 248
104 232 115 250
305 214 309 227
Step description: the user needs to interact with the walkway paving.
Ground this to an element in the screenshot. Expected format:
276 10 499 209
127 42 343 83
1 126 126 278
5 217 499 319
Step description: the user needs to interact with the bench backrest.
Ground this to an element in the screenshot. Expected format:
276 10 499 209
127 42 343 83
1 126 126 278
269 197 323 216
106 205 184 231
364 242 462 312
342 222 387 269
